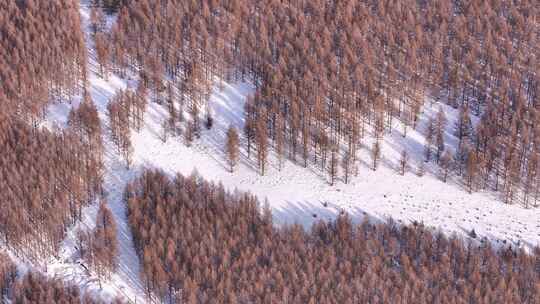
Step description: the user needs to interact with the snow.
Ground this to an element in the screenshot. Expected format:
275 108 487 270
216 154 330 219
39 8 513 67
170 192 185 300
4 0 540 302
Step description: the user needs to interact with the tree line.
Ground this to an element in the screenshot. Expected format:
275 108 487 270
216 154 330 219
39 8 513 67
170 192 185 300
126 169 540 303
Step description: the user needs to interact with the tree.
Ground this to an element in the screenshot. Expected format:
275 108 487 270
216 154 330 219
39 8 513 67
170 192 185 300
534 164 540 208
89 5 105 35
504 156 520 204
166 86 178 136
417 161 426 177
341 150 352 184
524 153 538 208
121 135 134 169
465 151 478 193
402 108 411 138
399 150 409 175
455 104 473 146
244 118 255 159
160 118 171 143
425 118 435 162
190 102 201 139
436 106 447 132
205 109 214 130
440 151 452 183
436 129 445 162
95 32 111 79
85 201 118 287
454 142 470 176
328 146 339 186
225 126 240 173
435 107 447 162
256 120 268 175
372 140 381 171
0 118 102 259
275 115 285 171
302 122 309 168
184 121 195 146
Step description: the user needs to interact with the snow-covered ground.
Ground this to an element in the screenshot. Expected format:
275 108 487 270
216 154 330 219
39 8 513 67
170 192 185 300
7 0 540 302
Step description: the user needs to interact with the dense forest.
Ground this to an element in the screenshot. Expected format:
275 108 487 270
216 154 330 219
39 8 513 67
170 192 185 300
126 169 540 303
0 0 86 122
0 0 539 302
0 252 123 303
0 113 103 260
0 1 103 259
102 0 539 204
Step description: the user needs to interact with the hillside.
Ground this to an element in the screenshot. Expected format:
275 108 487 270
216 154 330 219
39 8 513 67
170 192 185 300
0 0 539 302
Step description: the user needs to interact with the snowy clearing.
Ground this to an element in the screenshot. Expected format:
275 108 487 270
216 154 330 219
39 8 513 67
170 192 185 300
125 82 540 251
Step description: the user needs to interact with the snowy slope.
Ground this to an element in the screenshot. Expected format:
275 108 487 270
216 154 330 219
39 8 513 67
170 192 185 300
127 85 540 250
17 0 540 302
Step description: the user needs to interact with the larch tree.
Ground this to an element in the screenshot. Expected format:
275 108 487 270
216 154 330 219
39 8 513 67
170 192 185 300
255 119 269 176
466 151 478 193
455 104 473 146
434 107 447 162
341 150 352 184
328 146 339 186
225 125 240 173
425 118 435 162
400 150 409 176
372 140 381 171
94 32 111 79
440 151 452 183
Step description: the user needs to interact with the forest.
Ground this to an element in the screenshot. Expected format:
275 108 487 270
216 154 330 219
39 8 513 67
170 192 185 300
0 0 539 302
0 0 86 122
126 169 540 303
0 0 103 261
0 252 124 303
100 0 540 204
